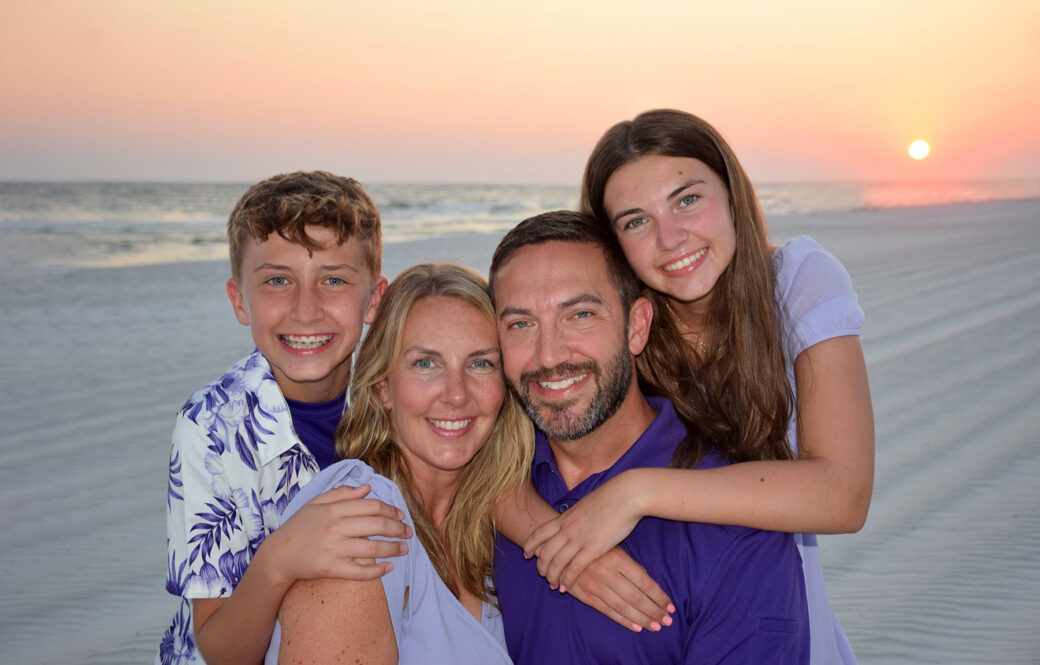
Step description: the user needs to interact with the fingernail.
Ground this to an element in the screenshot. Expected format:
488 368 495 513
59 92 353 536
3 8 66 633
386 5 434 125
661 615 672 627
558 585 567 594
631 624 642 633
667 603 676 614
549 584 556 591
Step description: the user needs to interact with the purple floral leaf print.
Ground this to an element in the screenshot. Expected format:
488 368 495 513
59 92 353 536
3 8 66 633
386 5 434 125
158 600 196 665
218 547 250 586
167 450 184 507
187 496 241 564
275 447 316 495
165 551 189 595
233 430 258 471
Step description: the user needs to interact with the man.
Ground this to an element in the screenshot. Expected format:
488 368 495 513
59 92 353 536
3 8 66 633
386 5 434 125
489 210 808 664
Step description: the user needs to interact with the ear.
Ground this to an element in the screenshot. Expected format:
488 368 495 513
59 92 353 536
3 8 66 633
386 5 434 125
627 296 653 356
226 277 251 326
376 380 392 410
364 276 389 325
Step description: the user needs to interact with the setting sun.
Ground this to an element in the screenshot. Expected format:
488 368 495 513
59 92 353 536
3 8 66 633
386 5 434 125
909 140 931 160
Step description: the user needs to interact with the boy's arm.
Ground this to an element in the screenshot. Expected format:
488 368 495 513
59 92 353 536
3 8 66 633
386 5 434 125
494 478 673 632
194 485 411 665
168 411 409 665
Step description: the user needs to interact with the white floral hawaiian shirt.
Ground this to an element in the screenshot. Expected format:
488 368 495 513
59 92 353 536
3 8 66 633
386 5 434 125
157 349 320 664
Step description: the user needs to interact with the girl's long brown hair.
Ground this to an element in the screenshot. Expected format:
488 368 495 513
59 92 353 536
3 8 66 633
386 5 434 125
581 109 794 466
335 263 533 604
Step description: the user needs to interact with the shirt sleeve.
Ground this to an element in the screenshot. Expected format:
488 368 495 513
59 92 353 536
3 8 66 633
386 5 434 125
166 412 254 600
776 235 865 360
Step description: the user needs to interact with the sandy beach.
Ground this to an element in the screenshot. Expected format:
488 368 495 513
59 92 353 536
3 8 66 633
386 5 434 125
1 199 1037 664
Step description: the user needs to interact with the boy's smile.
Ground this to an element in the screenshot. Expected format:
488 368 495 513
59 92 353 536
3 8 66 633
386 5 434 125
226 225 386 402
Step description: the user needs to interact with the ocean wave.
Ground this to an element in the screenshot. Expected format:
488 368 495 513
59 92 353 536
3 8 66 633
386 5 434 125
2 180 1038 268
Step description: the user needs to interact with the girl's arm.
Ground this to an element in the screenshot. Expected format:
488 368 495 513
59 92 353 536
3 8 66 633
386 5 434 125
194 485 410 665
494 479 674 632
527 335 875 588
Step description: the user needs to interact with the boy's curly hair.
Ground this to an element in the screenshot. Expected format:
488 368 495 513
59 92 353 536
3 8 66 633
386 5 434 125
227 170 381 279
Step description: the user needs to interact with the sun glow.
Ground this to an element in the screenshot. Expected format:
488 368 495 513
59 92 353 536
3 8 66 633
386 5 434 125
908 140 931 160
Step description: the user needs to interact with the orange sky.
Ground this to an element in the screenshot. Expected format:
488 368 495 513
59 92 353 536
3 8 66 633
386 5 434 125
2 0 1038 183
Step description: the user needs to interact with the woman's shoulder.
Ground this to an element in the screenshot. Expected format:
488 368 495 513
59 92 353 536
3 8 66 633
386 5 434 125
283 459 410 523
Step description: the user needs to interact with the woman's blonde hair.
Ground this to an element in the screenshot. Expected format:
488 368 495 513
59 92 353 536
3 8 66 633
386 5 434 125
335 263 533 603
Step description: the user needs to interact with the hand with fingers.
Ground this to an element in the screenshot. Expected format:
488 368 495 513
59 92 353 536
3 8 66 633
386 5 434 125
560 546 674 633
263 483 412 585
524 471 643 591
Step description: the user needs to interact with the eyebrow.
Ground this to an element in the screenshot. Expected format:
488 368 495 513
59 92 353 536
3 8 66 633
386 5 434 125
401 345 501 359
497 294 603 320
319 263 362 273
560 293 603 309
252 262 361 274
497 305 532 321
610 178 707 225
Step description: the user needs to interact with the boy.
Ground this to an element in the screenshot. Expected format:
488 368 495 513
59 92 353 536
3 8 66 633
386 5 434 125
158 171 408 664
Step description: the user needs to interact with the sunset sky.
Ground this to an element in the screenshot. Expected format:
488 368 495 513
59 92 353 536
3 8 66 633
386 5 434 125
2 0 1038 184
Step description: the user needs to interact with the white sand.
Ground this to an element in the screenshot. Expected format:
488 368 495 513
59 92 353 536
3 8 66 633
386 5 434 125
1 200 1037 664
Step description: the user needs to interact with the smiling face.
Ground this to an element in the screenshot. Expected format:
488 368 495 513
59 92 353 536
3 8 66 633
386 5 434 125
379 295 505 481
604 154 736 321
226 225 387 402
495 241 647 441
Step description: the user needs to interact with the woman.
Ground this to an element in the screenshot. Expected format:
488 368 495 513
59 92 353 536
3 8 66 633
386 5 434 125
265 263 532 664
524 109 875 664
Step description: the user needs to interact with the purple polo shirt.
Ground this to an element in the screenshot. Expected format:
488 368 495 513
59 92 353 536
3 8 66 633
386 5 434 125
493 397 809 664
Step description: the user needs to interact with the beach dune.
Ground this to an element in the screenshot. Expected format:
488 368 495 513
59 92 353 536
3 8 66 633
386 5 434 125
0 200 1037 664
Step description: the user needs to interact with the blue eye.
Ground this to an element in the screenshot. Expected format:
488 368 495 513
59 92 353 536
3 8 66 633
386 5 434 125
624 216 647 231
508 320 531 330
266 276 289 286
414 358 434 369
471 358 496 369
678 193 698 207
326 276 345 286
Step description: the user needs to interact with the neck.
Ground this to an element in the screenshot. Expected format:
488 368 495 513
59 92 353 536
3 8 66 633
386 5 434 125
409 468 464 529
547 384 658 490
671 295 710 334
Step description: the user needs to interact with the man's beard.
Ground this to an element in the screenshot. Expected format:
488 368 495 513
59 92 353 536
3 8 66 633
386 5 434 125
512 342 632 441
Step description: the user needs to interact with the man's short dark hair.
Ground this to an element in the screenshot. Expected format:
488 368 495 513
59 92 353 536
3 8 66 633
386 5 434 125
488 210 641 310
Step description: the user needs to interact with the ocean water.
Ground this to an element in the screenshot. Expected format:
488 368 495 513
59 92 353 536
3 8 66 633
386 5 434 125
2 179 1039 269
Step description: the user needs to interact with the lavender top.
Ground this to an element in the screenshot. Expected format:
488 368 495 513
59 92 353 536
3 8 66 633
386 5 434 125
265 460 512 665
775 235 864 665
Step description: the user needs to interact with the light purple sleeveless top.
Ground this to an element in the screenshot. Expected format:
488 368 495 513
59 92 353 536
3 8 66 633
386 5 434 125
265 460 512 665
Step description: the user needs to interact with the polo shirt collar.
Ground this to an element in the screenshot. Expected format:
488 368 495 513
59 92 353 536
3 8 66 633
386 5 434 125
531 396 687 503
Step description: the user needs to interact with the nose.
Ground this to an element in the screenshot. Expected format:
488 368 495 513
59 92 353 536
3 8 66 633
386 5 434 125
656 214 687 251
440 367 469 406
290 282 324 325
534 323 570 371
